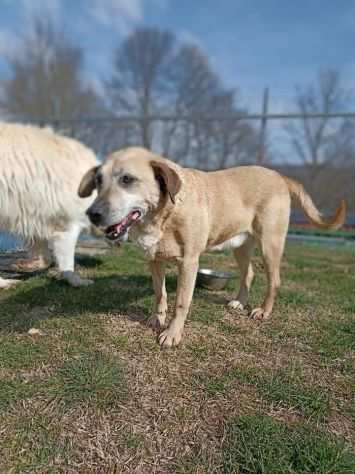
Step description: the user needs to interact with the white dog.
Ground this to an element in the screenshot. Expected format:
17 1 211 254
0 122 97 289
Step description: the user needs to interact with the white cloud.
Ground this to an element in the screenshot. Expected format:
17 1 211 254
0 1 62 64
178 29 204 49
0 29 21 58
82 72 106 98
89 0 143 27
88 0 168 33
21 0 61 24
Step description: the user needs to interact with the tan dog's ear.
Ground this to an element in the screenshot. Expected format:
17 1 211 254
78 166 100 198
151 160 181 204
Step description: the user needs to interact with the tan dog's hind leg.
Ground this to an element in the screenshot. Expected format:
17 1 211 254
251 235 285 320
228 237 255 311
147 260 168 330
159 258 199 348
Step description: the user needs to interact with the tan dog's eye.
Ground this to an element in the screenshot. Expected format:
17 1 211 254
120 174 135 185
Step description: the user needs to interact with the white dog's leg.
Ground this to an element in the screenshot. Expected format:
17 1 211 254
0 277 21 289
50 224 93 287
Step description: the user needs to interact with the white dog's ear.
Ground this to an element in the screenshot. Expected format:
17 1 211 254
78 166 100 198
151 160 181 204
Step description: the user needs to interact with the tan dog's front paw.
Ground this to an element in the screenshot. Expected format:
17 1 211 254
250 307 270 321
158 327 183 348
147 313 166 330
228 300 244 311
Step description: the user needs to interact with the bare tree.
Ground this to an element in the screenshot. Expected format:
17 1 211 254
107 27 175 149
159 43 231 163
0 18 103 120
285 70 352 192
167 44 258 168
107 28 258 166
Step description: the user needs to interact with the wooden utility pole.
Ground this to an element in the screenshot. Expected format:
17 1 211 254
258 87 269 165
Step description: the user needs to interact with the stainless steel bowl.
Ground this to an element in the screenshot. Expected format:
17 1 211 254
197 268 235 291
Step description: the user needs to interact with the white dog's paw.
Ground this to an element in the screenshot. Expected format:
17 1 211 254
75 278 94 287
158 327 183 348
228 299 245 311
147 313 166 330
62 271 93 288
0 278 22 290
250 307 270 321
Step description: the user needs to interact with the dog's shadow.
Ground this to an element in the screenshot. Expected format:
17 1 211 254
196 290 229 305
0 272 178 333
0 255 103 280
75 255 105 269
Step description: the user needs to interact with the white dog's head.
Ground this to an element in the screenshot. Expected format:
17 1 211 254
78 147 181 243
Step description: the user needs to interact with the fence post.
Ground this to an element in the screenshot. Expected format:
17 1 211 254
257 87 269 165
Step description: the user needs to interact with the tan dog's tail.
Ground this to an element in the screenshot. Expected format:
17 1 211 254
284 176 346 230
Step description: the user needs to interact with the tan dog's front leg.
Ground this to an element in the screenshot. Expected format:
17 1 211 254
159 258 199 348
147 260 168 330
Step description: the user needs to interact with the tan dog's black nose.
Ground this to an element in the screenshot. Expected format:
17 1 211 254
86 207 102 226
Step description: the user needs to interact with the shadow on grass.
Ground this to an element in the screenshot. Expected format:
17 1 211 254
0 273 179 333
75 255 105 268
194 290 229 306
0 255 103 281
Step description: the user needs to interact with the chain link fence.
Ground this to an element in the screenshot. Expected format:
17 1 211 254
25 112 355 209
1 112 354 251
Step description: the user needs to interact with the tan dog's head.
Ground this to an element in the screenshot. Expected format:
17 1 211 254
78 147 181 243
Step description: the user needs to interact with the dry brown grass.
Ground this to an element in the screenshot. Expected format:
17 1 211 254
0 243 354 472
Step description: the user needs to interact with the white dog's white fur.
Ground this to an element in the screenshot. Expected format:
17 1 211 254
0 122 97 288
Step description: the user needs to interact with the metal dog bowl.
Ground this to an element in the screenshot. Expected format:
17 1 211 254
197 268 235 291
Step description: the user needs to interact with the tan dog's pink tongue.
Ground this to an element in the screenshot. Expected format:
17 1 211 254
116 217 128 233
114 211 140 234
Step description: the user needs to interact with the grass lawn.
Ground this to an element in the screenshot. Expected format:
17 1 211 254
0 242 354 473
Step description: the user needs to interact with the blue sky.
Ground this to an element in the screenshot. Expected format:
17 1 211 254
0 0 354 113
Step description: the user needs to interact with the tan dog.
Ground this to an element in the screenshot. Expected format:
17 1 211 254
78 147 346 347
